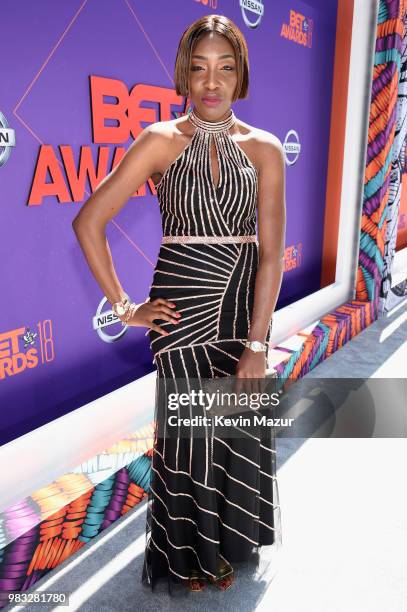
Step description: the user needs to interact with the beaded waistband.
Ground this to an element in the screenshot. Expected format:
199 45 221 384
161 234 257 244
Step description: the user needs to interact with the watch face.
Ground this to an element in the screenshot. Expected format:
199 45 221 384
251 341 262 351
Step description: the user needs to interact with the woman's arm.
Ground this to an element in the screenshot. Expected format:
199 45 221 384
236 134 286 378
72 125 159 304
72 125 180 335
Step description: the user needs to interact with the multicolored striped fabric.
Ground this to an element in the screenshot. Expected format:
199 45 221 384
275 0 407 381
379 2 407 312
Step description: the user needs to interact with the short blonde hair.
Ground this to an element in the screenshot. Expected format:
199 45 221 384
174 14 250 103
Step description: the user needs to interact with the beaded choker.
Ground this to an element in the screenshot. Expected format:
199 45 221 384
188 107 236 133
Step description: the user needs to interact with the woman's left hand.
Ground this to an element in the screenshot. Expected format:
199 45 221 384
234 348 266 396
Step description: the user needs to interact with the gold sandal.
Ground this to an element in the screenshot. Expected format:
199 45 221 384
184 568 207 592
208 560 234 591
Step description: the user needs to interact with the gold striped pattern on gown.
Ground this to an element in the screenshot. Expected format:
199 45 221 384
141 108 282 592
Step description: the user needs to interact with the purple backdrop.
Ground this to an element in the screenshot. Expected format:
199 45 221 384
0 0 338 444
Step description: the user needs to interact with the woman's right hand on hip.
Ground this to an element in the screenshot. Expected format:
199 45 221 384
125 298 181 336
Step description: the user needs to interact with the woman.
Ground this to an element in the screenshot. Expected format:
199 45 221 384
72 14 285 594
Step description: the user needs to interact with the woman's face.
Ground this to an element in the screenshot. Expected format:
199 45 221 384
188 31 238 119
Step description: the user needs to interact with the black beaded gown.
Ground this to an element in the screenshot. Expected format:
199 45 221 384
141 107 282 592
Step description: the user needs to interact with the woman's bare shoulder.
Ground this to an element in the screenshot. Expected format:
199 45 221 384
143 117 194 184
146 116 193 141
235 118 283 173
237 118 283 150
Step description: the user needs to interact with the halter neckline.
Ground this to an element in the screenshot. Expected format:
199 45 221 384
188 107 236 133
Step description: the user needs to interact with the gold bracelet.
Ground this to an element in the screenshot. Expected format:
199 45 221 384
121 302 137 326
111 293 131 318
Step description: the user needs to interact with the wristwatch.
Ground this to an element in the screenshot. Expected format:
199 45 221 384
111 294 131 318
245 340 268 353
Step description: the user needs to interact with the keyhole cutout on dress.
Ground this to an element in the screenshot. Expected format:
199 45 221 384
209 134 221 191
